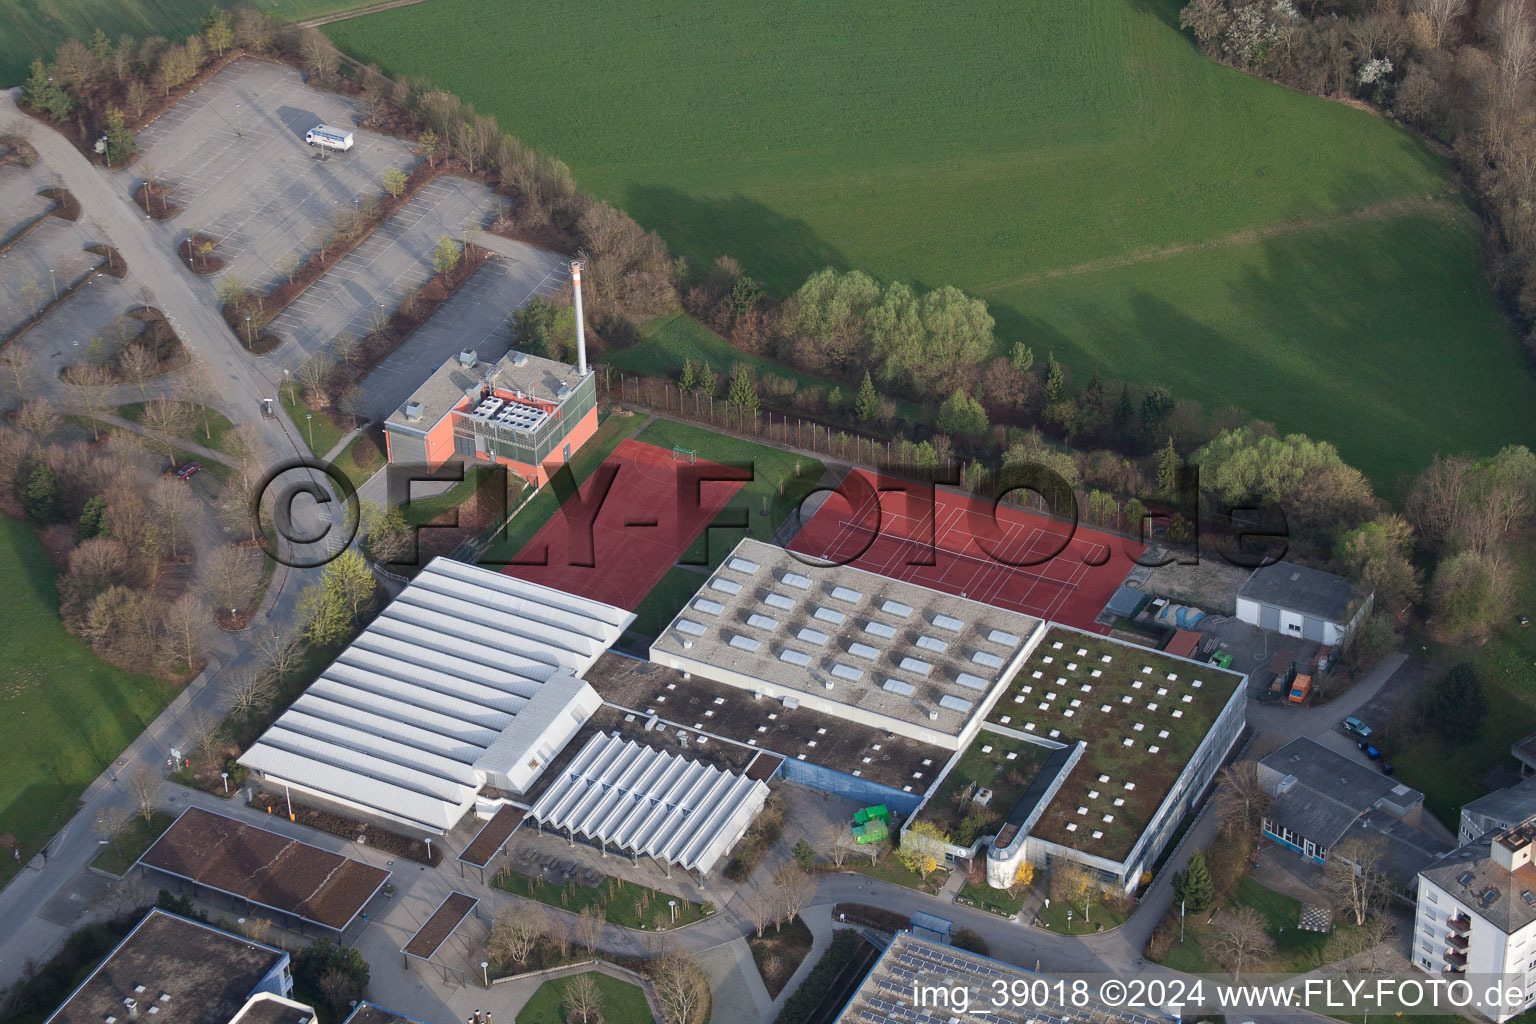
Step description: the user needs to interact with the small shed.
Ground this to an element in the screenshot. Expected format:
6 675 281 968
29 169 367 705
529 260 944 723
1104 585 1147 621
1236 561 1370 646
1163 629 1202 660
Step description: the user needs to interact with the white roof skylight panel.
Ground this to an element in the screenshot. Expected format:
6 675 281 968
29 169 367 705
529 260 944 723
764 592 796 611
675 619 707 637
882 678 916 696
813 606 846 625
746 613 779 630
728 557 760 575
988 629 1020 645
939 694 974 713
971 650 1005 669
932 614 964 632
899 656 933 676
830 663 862 682
848 642 879 660
781 571 812 590
798 627 829 644
692 598 724 615
864 620 897 639
955 672 990 691
915 635 949 654
710 577 742 595
830 586 863 603
882 599 913 617
729 634 761 652
778 648 812 667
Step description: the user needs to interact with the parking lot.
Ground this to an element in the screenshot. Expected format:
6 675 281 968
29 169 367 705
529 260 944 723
356 249 567 421
0 212 105 339
263 176 506 368
124 59 417 290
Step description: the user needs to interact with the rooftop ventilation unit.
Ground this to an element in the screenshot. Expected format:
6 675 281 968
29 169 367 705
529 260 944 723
403 400 423 422
747 613 778 630
781 695 799 709
557 383 572 400
814 606 846 625
927 709 940 721
899 656 933 676
458 349 478 368
512 351 529 367
830 663 862 682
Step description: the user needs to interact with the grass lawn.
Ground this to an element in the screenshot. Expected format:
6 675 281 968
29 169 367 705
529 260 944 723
280 389 346 459
1036 894 1131 935
632 417 825 568
90 810 173 876
627 565 708 639
514 972 653 1024
326 0 1536 485
115 402 236 454
957 879 1030 917
1391 540 1536 827
0 0 382 87
478 410 646 565
841 853 949 896
1156 875 1360 973
334 431 384 487
0 516 176 888
492 866 710 930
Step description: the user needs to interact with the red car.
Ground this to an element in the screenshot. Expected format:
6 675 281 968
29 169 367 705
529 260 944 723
173 462 201 480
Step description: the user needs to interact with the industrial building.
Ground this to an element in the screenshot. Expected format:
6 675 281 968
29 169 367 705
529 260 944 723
1414 816 1536 1021
239 557 634 833
1236 560 1370 646
382 348 598 486
44 909 311 1024
1462 776 1536 846
527 731 771 876
650 538 1046 751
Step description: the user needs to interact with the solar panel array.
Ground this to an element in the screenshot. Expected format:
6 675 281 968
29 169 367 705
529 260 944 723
528 731 770 874
239 558 633 833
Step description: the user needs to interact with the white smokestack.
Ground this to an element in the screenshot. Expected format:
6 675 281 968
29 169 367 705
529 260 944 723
570 260 588 376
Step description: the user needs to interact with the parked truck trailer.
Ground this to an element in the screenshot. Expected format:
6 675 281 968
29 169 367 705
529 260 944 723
305 124 354 152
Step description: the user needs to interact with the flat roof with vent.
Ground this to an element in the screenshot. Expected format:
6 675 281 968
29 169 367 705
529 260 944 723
385 349 585 435
651 539 1045 747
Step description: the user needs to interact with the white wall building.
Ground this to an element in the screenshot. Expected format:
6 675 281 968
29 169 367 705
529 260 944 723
1235 560 1370 647
1414 818 1536 1021
240 557 633 834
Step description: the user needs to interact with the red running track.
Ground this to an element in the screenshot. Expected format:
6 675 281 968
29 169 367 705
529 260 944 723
500 439 746 610
788 468 1143 632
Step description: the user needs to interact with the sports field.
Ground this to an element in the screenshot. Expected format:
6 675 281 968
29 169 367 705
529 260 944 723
327 0 1536 484
0 516 174 884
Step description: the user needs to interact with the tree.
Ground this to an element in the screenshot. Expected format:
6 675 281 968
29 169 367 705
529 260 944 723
417 128 439 168
1043 352 1066 403
486 903 546 967
678 359 697 393
818 823 857 869
294 942 369 1013
695 363 715 398
432 235 461 275
726 363 759 411
897 821 948 878
78 494 109 540
101 104 135 166
1051 860 1101 922
1173 849 1215 912
381 167 407 198
1429 663 1488 744
203 7 233 56
0 345 37 405
1006 860 1034 895
126 765 161 822
183 707 221 770
297 28 339 84
98 805 136 856
1321 836 1387 926
150 476 198 556
870 282 995 392
162 593 211 670
254 627 303 684
651 951 708 1024
1196 427 1374 543
562 973 603 1024
119 343 160 402
854 370 879 423
792 838 816 872
195 544 263 614
775 863 816 928
24 463 60 524
1430 549 1515 641
72 363 116 441
744 883 777 938
574 904 603 954
224 665 275 718
1205 906 1273 980
937 389 989 442
23 59 74 119
1156 436 1182 498
1335 515 1421 615
296 550 376 646
1212 761 1271 842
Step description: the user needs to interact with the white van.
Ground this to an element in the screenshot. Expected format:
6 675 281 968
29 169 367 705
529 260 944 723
305 124 354 152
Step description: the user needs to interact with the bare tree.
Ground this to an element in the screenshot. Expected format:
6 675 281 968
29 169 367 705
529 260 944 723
273 252 300 287
223 422 271 478
238 917 272 944
19 278 46 318
149 476 198 556
774 864 815 929
15 399 61 448
119 343 160 402
1322 836 1388 926
562 973 603 1024
182 707 221 770
298 28 339 84
547 914 571 959
161 592 212 669
0 346 36 405
1212 760 1271 840
224 665 276 717
98 805 136 856
254 627 303 684
1051 861 1101 923
743 884 776 938
293 353 332 407
1412 0 1468 47
574 904 603 955
195 544 264 615
1205 907 1274 980
175 362 221 440
651 950 708 1024
71 363 117 440
819 823 856 869
485 903 547 967
125 765 162 822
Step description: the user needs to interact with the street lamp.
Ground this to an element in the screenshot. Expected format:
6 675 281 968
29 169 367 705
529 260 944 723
669 899 677 924
244 315 252 346
234 102 242 137
424 837 432 863
220 772 229 794
305 412 313 449
49 268 56 299
480 960 489 986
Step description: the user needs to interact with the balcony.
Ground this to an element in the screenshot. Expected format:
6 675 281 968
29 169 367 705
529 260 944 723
1446 933 1469 951
1444 965 1466 976
1445 950 1468 967
1448 914 1472 934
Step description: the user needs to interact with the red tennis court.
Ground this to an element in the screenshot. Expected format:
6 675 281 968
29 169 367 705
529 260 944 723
788 468 1143 632
502 439 746 610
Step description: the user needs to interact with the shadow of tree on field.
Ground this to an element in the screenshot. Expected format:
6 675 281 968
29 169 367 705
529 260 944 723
622 185 846 295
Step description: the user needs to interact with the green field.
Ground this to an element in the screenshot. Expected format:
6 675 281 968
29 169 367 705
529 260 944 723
0 516 175 886
514 972 653 1024
0 0 374 87
327 0 1536 484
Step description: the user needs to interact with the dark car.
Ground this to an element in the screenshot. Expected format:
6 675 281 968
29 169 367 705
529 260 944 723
1359 741 1382 760
173 462 201 480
